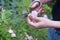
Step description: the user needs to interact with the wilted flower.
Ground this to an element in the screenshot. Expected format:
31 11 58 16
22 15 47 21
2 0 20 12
2 8 5 12
31 10 38 18
24 32 33 40
11 33 16 38
0 23 1 25
29 35 33 40
8 27 14 34
43 14 48 19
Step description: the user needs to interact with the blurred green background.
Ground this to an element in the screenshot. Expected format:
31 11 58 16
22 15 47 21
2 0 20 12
0 0 55 40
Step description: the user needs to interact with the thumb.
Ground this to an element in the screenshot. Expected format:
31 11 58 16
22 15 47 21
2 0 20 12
33 17 41 21
28 14 40 20
27 17 37 26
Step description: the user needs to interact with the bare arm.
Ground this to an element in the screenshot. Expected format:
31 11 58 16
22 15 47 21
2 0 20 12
41 0 52 3
30 0 52 11
49 21 60 28
27 17 60 29
33 0 52 3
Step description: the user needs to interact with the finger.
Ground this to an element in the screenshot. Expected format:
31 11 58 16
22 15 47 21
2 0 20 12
38 7 44 14
27 17 44 28
28 14 40 20
30 2 39 10
32 17 41 21
27 17 37 27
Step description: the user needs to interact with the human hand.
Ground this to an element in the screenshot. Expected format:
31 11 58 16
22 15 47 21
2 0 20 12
27 16 52 28
30 0 40 10
29 0 44 14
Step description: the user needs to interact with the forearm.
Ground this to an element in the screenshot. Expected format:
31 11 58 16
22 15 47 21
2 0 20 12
48 21 60 28
41 0 52 3
33 0 52 3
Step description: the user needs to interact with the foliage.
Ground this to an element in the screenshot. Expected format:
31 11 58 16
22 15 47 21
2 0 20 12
0 0 55 40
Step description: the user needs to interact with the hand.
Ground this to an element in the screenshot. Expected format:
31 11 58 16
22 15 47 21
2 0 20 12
29 0 44 14
30 1 39 10
27 16 52 28
30 0 40 10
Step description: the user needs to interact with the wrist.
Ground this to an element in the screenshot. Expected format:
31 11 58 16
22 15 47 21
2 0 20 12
46 20 54 27
47 20 56 28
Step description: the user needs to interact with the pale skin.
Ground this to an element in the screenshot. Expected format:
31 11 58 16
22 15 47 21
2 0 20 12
27 0 60 29
27 17 60 28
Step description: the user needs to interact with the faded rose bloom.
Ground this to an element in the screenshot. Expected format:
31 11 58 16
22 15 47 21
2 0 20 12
11 33 16 37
